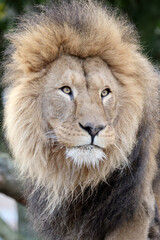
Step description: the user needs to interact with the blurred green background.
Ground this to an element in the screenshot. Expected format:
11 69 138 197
0 0 160 152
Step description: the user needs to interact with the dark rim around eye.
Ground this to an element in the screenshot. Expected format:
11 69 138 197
61 86 72 94
101 88 111 97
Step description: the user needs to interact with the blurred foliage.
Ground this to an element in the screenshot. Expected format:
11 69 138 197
105 0 160 63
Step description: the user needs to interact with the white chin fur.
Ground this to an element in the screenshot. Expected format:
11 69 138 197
65 145 106 168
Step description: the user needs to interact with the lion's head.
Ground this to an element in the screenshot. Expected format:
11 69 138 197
3 1 158 209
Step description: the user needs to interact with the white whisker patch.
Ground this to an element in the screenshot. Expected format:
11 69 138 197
65 146 106 168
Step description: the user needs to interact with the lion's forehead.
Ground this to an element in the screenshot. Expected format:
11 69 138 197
46 55 117 91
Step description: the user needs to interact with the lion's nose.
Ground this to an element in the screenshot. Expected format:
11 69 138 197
79 122 105 139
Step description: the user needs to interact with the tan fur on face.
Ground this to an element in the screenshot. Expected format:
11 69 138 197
3 0 159 212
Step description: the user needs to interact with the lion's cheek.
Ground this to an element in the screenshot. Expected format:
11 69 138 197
56 134 91 148
94 136 115 149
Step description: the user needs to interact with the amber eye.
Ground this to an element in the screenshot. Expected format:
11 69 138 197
61 86 72 95
101 88 111 98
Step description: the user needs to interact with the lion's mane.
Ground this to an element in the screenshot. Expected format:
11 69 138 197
3 1 160 239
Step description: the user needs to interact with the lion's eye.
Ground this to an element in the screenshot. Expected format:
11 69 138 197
101 88 111 98
61 86 72 95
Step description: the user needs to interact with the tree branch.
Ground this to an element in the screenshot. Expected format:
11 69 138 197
0 217 27 240
0 152 25 204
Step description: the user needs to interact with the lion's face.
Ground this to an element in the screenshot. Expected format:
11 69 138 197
42 55 142 167
4 52 145 193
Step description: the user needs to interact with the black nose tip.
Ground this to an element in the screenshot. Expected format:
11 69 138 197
79 123 105 138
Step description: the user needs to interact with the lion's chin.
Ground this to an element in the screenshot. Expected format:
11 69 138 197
65 145 106 168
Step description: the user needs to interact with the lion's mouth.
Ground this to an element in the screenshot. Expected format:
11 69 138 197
74 144 103 150
65 144 106 167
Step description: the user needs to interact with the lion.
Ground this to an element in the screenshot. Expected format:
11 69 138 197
3 0 160 239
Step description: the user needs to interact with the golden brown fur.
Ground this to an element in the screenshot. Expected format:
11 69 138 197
3 1 160 239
